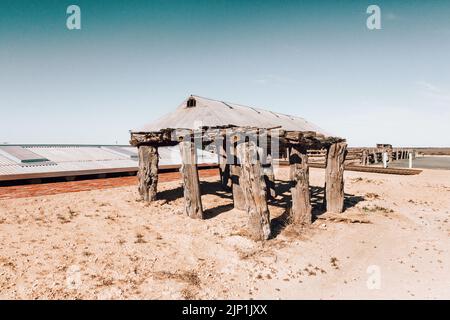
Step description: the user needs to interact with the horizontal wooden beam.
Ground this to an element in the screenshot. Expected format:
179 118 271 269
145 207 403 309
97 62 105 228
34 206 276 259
130 127 345 150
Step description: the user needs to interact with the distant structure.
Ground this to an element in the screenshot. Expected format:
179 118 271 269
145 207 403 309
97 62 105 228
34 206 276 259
349 144 411 166
130 95 347 240
0 145 216 182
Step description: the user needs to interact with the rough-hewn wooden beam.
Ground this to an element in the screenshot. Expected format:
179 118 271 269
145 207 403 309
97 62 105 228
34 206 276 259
179 140 203 219
325 142 347 213
237 142 271 241
130 129 176 147
289 147 312 225
138 146 159 202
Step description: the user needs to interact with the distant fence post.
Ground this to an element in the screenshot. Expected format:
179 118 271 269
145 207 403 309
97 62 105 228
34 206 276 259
382 152 388 168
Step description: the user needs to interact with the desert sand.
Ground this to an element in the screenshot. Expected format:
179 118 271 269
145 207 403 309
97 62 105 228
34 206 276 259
0 167 449 299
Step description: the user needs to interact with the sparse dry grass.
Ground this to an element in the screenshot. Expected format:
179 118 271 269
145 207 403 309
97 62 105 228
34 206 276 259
352 177 383 185
330 257 339 269
361 205 393 213
135 232 147 244
365 192 380 200
153 270 201 287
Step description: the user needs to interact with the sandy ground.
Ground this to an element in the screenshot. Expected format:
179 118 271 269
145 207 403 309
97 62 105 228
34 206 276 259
0 167 449 300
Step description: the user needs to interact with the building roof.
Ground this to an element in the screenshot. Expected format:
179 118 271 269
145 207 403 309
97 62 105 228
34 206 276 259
137 95 330 135
0 145 217 182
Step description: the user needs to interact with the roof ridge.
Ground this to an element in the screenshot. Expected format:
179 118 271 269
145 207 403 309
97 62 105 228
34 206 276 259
191 94 308 120
191 94 281 115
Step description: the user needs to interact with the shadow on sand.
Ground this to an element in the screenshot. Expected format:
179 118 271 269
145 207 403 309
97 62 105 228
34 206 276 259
157 178 365 238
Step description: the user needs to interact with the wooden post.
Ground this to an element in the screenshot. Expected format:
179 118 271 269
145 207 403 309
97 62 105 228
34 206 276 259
179 140 204 219
408 151 413 168
361 149 368 166
383 152 388 168
138 145 159 202
325 142 347 213
237 142 271 241
372 151 378 164
388 149 393 163
216 136 230 189
289 147 312 225
231 140 246 210
262 154 276 199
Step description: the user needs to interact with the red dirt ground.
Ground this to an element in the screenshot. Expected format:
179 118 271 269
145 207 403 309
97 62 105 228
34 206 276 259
0 168 219 200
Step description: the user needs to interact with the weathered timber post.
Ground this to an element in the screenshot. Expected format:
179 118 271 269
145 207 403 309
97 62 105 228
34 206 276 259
262 154 276 199
408 151 413 168
361 149 368 166
289 146 312 225
388 149 393 163
372 151 378 164
216 136 230 189
382 152 388 168
237 141 271 241
138 145 159 202
324 142 347 213
230 139 246 210
179 140 204 219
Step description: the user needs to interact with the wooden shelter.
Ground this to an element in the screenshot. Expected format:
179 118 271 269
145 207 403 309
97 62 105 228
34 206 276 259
130 95 347 241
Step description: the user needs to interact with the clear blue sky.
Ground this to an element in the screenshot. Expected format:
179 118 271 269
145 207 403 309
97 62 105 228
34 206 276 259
1 0 449 146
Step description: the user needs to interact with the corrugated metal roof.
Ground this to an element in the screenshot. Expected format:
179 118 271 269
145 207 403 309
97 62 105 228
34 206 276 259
0 145 217 181
101 146 138 159
0 146 49 163
137 95 330 135
0 153 16 166
26 146 128 162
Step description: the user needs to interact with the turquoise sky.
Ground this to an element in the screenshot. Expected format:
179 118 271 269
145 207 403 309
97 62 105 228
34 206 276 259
1 0 449 146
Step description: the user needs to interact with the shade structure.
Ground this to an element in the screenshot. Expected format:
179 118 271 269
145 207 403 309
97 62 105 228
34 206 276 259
136 95 330 135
